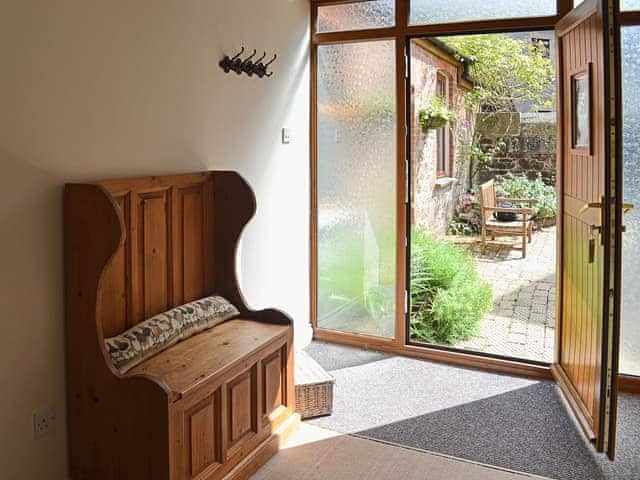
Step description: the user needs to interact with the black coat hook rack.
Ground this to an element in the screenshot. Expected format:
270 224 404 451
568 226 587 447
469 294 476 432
220 47 277 79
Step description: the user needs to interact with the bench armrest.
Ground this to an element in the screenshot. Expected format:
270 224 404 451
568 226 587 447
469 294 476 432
484 206 535 215
244 308 293 326
497 197 538 205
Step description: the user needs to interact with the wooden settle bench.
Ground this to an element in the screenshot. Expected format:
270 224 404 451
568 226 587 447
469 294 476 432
64 171 299 480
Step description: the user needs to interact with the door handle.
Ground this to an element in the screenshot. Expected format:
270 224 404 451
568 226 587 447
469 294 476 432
580 201 634 214
580 201 602 214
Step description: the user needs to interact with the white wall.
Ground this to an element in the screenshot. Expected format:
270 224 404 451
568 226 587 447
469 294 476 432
0 1 311 478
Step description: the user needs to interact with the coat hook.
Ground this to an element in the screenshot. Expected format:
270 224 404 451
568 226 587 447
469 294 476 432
230 46 246 75
241 49 257 76
265 53 277 67
248 52 266 77
264 54 277 77
219 46 245 74
231 46 245 61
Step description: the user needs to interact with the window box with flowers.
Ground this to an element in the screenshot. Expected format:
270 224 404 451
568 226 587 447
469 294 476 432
419 97 455 131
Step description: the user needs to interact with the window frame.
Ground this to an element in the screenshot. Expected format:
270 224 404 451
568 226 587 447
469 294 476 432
435 72 452 178
309 0 637 381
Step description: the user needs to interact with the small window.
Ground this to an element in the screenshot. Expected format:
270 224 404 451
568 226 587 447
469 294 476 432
317 0 395 33
410 0 556 26
435 74 451 177
532 38 551 59
622 0 640 10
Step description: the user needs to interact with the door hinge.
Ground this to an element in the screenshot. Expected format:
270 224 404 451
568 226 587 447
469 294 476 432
405 159 409 204
405 290 409 314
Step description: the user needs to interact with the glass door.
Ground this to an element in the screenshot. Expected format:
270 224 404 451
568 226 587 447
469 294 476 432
621 25 640 377
316 40 398 339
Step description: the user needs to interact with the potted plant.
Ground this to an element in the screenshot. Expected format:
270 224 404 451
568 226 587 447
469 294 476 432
419 96 454 131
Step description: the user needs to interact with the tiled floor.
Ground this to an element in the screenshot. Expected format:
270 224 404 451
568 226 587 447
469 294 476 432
252 423 552 480
449 227 557 363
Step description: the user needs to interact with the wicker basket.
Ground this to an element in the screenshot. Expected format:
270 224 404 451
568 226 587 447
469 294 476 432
295 350 335 419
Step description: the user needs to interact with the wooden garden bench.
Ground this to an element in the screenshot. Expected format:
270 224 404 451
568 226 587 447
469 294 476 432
479 179 537 258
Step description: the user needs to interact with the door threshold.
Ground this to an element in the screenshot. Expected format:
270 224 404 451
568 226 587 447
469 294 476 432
313 328 552 381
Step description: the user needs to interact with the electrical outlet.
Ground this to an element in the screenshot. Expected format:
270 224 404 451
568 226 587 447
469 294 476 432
33 409 55 439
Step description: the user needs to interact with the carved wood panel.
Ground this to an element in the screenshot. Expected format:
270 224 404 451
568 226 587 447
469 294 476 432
99 193 131 337
181 389 222 479
261 347 286 424
137 189 172 320
226 366 257 457
175 185 207 305
97 175 215 336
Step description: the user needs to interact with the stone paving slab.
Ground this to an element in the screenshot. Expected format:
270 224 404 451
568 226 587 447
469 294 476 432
449 227 557 363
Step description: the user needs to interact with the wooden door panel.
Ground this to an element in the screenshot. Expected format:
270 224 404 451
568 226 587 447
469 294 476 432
555 0 621 457
558 9 606 437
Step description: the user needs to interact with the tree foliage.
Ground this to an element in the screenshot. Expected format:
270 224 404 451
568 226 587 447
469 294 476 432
442 34 555 112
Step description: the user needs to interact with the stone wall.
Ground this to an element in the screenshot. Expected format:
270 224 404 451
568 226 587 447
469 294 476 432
410 42 472 237
475 112 556 186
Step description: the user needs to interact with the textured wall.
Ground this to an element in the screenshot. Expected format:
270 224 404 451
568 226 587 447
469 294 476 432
0 1 310 478
475 112 557 186
410 42 472 236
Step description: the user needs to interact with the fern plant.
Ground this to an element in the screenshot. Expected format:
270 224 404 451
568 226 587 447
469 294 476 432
410 231 492 344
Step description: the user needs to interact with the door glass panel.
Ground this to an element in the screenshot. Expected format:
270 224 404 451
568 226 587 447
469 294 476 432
410 0 556 25
408 33 557 363
317 0 395 33
317 40 397 339
621 26 640 376
622 0 640 10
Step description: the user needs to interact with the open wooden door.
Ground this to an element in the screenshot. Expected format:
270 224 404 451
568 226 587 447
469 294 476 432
553 0 623 459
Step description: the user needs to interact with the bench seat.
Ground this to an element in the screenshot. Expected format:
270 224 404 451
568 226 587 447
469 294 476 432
129 319 290 398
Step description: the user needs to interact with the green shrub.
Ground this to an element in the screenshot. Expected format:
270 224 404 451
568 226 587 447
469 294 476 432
497 173 557 219
410 231 493 344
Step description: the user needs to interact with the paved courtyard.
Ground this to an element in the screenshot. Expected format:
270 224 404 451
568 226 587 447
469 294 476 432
449 227 557 363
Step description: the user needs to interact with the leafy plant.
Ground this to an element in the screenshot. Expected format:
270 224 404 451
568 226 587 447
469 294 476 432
419 96 455 130
449 193 482 235
439 34 556 186
410 231 492 344
441 34 555 112
497 173 557 219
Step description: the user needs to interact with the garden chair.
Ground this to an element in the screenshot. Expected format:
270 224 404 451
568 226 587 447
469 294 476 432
479 179 537 258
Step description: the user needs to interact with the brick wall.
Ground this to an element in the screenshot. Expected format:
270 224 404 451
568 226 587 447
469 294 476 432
410 41 472 236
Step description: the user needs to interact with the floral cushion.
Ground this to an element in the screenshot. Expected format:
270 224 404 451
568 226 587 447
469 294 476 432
105 295 240 374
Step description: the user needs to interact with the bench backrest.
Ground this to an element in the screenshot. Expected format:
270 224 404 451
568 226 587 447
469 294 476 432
92 171 255 338
480 180 497 212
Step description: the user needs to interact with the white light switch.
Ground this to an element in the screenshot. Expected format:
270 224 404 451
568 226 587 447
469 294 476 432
282 127 292 144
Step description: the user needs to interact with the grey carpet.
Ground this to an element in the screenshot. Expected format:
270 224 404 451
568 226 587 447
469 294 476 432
306 341 640 480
